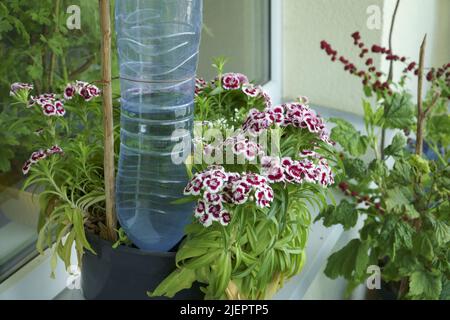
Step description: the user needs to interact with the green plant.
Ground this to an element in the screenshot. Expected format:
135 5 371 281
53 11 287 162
150 63 338 299
0 1 107 97
0 106 31 173
10 81 120 276
317 32 450 299
0 1 119 175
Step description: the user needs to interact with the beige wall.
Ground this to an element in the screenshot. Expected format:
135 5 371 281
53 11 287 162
283 0 450 114
382 0 450 97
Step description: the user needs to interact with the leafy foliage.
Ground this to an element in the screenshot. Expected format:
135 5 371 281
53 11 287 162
0 1 108 98
12 86 120 276
318 44 450 300
150 62 337 300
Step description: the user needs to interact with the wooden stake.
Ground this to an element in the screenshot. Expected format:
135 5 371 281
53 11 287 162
99 0 117 241
415 35 427 156
380 0 401 159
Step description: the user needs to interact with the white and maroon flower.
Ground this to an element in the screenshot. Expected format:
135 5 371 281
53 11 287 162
42 103 57 116
231 186 248 205
320 131 335 146
255 188 272 208
184 175 203 196
199 213 213 227
299 150 318 158
244 173 267 187
286 162 305 183
55 100 66 116
64 84 76 100
79 86 93 101
207 203 223 220
242 85 260 97
236 73 249 85
261 91 273 108
221 73 241 90
204 176 225 193
233 139 247 155
195 77 207 96
204 191 222 205
74 82 101 101
30 150 47 163
304 113 325 133
10 82 33 97
242 109 273 137
281 157 294 167
220 211 231 226
194 200 207 218
245 141 263 161
265 165 285 183
22 160 32 175
267 105 285 125
46 145 63 155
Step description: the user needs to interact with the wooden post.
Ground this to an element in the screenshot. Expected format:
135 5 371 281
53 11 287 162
415 35 427 156
99 0 117 241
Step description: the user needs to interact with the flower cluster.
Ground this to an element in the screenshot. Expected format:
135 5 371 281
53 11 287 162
242 102 333 145
261 152 334 187
184 166 274 227
64 81 101 101
29 94 66 117
22 145 63 175
321 32 450 98
10 82 34 97
204 134 264 162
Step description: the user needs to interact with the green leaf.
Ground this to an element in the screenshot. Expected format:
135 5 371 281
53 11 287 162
324 239 370 280
384 133 406 158
433 220 450 246
384 93 415 129
72 209 95 254
148 268 196 298
369 159 388 179
362 100 374 126
182 251 221 270
379 216 414 260
171 196 196 205
316 200 359 230
385 187 419 218
214 251 232 296
390 159 412 184
409 270 442 299
329 118 368 156
413 233 434 261
342 158 367 180
363 85 373 98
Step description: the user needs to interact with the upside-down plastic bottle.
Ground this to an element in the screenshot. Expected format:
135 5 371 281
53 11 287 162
114 0 203 251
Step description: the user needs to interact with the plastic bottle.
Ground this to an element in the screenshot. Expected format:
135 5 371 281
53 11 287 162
115 0 203 251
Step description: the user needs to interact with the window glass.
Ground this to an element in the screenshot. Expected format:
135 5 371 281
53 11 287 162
198 0 271 84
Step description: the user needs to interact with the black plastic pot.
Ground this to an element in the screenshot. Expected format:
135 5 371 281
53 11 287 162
81 232 203 300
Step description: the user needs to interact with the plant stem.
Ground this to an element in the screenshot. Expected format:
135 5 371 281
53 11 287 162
99 0 117 241
398 277 409 299
380 0 401 159
415 35 427 156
